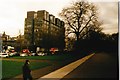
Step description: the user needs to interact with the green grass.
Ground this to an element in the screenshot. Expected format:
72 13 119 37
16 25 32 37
1 52 87 79
11 54 74 61
2 60 51 79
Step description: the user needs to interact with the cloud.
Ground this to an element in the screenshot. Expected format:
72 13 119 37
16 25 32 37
0 0 71 37
95 2 118 34
0 0 118 37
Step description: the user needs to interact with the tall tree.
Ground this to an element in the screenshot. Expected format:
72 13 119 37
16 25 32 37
59 0 102 42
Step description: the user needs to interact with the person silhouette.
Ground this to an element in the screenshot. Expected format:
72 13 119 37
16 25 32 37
22 60 32 80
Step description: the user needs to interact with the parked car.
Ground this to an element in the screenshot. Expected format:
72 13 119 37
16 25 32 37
50 48 59 54
9 49 17 56
0 52 9 58
31 52 37 56
20 53 28 57
37 51 47 56
20 49 31 57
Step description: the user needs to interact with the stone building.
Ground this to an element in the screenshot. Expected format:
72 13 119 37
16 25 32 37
24 10 65 51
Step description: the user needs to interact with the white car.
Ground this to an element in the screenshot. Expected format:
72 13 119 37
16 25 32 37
20 53 28 57
31 53 36 56
9 52 17 56
0 52 9 58
37 52 45 56
37 52 47 56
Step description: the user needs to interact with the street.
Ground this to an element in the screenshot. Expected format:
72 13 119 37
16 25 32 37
61 52 118 80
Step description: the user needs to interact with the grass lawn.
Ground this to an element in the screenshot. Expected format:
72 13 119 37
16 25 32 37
2 60 51 79
2 53 88 79
10 53 74 61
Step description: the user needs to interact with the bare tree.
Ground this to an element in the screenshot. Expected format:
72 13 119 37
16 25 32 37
59 0 102 42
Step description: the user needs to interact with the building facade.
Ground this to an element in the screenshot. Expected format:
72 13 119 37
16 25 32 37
1 32 16 47
24 10 65 51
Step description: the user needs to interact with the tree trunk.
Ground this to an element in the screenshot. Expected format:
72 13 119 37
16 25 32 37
76 32 79 42
75 33 80 50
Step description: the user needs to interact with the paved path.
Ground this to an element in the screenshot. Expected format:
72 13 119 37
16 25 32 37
36 52 118 80
37 53 95 80
61 52 118 80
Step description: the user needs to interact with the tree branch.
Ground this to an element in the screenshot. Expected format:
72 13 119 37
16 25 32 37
79 29 90 39
67 21 77 32
65 15 77 32
79 14 94 34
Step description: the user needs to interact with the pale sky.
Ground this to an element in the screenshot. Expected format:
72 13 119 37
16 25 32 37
0 0 118 37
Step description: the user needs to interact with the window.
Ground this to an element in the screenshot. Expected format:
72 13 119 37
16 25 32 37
26 25 31 28
34 13 37 18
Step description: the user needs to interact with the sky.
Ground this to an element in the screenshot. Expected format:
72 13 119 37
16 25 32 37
0 0 118 37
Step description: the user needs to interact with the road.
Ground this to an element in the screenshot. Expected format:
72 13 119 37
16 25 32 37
61 52 118 80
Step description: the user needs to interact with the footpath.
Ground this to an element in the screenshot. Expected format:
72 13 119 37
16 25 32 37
37 53 94 80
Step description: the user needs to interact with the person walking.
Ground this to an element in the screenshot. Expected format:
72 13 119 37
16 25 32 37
22 60 32 80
